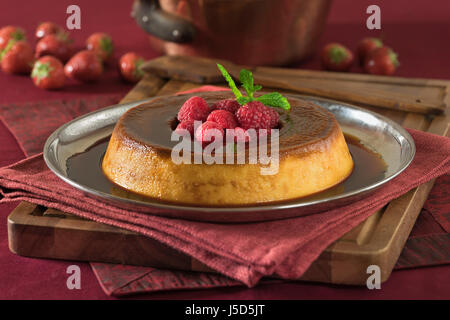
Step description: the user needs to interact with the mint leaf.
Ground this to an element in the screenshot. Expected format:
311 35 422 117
240 69 254 98
217 63 242 99
240 69 263 99
256 92 291 110
237 96 251 105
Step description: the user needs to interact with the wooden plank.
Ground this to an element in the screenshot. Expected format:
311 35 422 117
255 65 450 87
120 73 166 104
141 55 448 114
321 100 450 285
141 55 246 84
252 70 446 115
8 203 198 270
155 79 203 96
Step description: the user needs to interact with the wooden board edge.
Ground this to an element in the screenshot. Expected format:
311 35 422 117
325 108 449 285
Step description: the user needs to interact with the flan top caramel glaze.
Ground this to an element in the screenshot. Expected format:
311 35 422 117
102 91 354 205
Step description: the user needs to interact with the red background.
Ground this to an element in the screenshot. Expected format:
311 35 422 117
0 0 449 299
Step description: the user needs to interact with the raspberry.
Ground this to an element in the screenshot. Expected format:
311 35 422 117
206 110 238 129
175 120 195 137
233 127 250 143
195 121 224 145
210 99 240 113
177 96 210 122
268 108 280 128
235 101 279 130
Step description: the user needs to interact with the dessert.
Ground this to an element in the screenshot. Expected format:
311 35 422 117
102 91 354 205
102 65 353 205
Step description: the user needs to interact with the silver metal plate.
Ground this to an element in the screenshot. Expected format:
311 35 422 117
43 94 415 223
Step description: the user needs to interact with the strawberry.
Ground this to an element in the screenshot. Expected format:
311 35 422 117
119 52 145 83
35 33 73 62
364 46 399 76
86 32 114 63
0 26 26 51
35 22 64 39
0 40 34 74
64 50 103 82
31 56 65 90
321 43 354 72
357 37 383 66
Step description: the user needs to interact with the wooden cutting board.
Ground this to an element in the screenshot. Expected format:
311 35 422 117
8 57 450 285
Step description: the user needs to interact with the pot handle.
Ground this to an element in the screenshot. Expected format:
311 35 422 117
132 0 195 43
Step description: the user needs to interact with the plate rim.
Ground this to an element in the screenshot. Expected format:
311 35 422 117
43 93 416 214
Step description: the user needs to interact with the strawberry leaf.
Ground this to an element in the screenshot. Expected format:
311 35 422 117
0 39 16 61
133 58 145 79
99 37 113 55
329 46 348 64
11 30 25 42
31 61 52 84
388 49 400 67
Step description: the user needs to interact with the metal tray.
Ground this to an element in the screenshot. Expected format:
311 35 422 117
43 94 415 222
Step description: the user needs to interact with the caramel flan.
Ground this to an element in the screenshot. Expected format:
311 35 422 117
101 91 354 205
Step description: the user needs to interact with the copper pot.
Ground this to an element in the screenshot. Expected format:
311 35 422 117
132 0 332 66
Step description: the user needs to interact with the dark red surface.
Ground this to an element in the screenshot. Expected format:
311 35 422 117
0 0 449 299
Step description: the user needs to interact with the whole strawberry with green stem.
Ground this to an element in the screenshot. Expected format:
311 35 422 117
0 40 34 74
86 32 114 63
321 43 354 72
64 50 103 82
364 46 399 76
119 52 145 83
31 55 65 90
357 37 383 66
35 33 74 62
35 22 64 40
0 26 26 51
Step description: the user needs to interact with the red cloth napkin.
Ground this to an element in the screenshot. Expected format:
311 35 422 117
0 95 122 156
0 124 449 287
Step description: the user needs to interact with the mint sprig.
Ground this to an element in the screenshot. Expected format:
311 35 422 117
217 63 290 110
217 63 242 100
